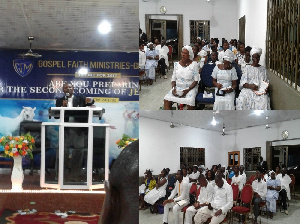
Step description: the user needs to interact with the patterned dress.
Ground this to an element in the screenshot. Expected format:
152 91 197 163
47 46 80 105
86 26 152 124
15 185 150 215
164 61 200 106
236 65 270 110
211 66 238 110
145 49 158 80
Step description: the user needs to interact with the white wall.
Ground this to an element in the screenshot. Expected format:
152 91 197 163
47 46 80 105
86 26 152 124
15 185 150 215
139 117 222 176
221 119 300 166
140 117 300 176
237 0 268 66
139 0 238 45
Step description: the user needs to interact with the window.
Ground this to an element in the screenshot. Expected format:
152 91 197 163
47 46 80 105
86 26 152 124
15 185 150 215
189 20 210 44
180 147 205 168
243 147 261 171
228 151 240 167
266 0 300 90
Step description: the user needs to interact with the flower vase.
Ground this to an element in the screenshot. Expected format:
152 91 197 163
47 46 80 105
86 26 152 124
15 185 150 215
11 156 24 191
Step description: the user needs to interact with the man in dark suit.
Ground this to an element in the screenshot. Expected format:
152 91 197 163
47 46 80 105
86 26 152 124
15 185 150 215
258 156 268 173
56 83 94 108
55 83 94 122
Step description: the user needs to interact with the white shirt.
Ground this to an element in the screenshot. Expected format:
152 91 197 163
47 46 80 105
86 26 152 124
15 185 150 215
139 50 146 68
240 172 246 186
155 45 169 65
211 182 233 214
232 175 243 191
183 176 190 184
189 171 200 181
278 174 292 200
168 180 189 202
67 95 74 107
252 179 267 199
197 182 214 204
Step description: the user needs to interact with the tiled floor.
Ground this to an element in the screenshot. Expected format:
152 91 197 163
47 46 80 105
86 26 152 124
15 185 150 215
139 193 300 224
139 66 174 111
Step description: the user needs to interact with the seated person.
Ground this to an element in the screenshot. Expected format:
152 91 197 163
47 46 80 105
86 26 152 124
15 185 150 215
206 170 215 186
239 165 246 187
231 166 243 191
189 165 200 184
266 171 281 218
99 140 138 224
163 170 189 224
236 46 270 110
144 168 168 205
212 49 238 110
139 170 156 210
182 167 190 184
194 174 233 224
145 42 159 85
252 170 267 224
155 39 169 79
164 45 200 110
278 167 291 215
275 165 282 179
185 174 214 224
239 46 252 73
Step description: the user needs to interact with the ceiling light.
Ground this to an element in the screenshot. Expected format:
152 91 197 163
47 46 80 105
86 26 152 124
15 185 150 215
98 21 111 34
254 110 264 116
211 116 217 126
78 67 88 75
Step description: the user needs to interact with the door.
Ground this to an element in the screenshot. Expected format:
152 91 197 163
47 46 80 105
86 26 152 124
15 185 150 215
150 20 166 42
272 146 288 169
190 20 210 43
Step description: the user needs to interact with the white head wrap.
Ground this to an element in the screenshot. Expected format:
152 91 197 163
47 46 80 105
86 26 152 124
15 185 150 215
182 45 194 60
250 46 262 56
223 49 234 63
269 170 275 176
198 49 208 57
147 42 153 48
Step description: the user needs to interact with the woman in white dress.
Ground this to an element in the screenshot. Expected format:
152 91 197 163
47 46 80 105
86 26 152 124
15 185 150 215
236 46 271 110
144 169 168 205
164 45 200 110
212 49 238 110
145 42 159 85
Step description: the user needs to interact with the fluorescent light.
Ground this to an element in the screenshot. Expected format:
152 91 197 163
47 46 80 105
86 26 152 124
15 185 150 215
78 67 88 75
211 116 217 126
98 21 111 34
254 110 264 116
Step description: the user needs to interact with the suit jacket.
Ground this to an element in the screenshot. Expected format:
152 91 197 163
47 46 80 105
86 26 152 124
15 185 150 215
56 95 94 107
55 95 94 122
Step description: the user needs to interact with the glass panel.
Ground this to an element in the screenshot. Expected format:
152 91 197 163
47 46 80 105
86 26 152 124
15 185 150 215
63 127 88 185
44 125 59 184
234 154 239 165
92 126 106 184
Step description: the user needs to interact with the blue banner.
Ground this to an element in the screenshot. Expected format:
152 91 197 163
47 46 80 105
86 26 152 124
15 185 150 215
0 50 139 101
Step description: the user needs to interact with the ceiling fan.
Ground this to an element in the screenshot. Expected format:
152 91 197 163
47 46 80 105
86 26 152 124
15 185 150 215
18 36 42 58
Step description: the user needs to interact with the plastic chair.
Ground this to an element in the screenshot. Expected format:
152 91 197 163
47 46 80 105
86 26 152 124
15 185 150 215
195 63 216 109
232 184 253 224
232 184 239 206
289 174 296 198
167 45 173 69
182 184 199 224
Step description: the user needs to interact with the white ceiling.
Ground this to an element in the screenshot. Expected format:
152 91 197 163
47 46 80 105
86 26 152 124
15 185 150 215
140 110 300 132
0 0 138 51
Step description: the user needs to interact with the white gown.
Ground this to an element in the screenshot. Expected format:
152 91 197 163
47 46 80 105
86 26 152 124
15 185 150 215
212 66 238 110
144 177 168 205
236 65 270 110
164 61 200 106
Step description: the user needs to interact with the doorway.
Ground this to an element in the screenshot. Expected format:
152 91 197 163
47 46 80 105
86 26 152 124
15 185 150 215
145 14 183 59
190 20 210 44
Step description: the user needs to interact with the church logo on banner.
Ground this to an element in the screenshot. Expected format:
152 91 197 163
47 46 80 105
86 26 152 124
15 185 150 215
13 59 33 77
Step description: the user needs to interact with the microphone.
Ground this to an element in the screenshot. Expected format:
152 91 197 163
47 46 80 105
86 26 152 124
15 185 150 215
65 92 70 100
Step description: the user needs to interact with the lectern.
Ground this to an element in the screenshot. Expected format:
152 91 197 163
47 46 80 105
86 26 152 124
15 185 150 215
40 107 109 190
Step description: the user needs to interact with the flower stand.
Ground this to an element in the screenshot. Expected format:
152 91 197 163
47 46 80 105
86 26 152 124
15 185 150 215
11 155 24 191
